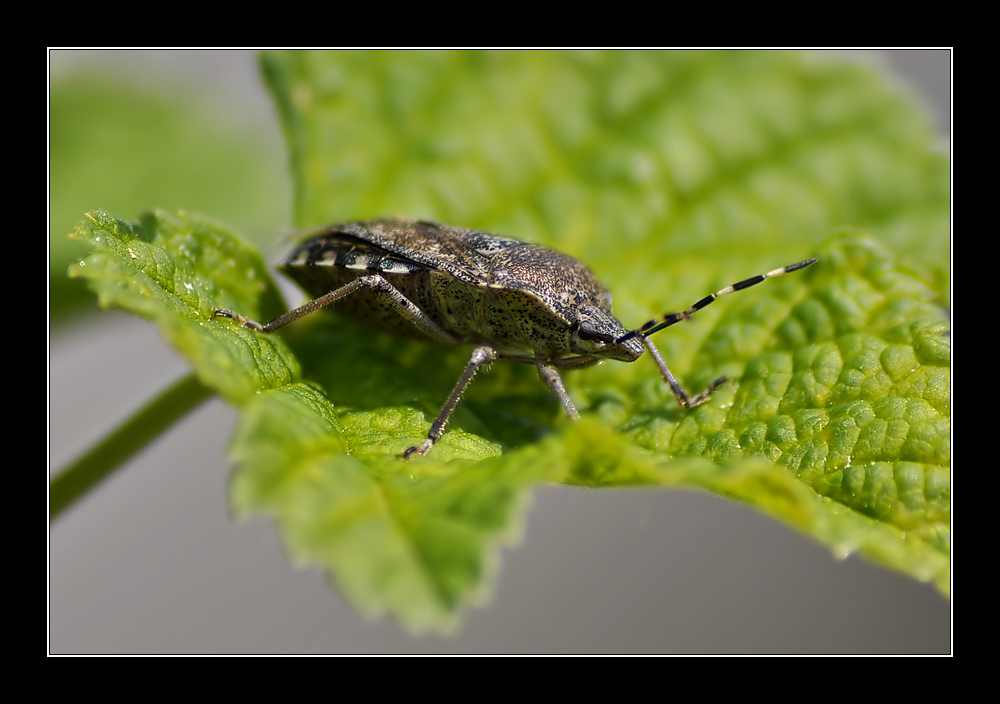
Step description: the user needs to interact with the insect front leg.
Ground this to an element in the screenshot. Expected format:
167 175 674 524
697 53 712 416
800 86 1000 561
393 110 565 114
642 337 727 408
619 257 817 409
401 345 499 460
212 275 460 345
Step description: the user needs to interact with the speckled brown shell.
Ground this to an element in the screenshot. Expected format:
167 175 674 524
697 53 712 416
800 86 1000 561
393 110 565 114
280 218 621 360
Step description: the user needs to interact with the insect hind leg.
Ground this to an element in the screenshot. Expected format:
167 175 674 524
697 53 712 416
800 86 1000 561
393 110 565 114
211 274 460 345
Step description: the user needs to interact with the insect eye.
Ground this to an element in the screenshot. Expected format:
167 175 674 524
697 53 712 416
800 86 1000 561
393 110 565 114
577 326 614 344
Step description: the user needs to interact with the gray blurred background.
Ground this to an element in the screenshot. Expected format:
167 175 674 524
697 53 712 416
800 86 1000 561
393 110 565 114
49 49 951 654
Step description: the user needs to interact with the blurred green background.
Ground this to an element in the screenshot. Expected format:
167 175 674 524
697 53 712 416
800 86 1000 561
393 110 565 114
50 51 291 322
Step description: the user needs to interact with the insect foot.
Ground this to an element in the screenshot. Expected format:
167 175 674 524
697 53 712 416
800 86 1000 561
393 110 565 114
210 308 264 332
210 218 817 458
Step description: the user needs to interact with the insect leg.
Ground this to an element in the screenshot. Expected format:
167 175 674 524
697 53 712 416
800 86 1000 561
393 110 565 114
401 346 499 459
536 363 580 420
642 336 727 408
615 257 815 409
212 275 460 345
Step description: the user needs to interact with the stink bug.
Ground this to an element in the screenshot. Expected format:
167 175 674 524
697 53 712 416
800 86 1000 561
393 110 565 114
212 218 816 458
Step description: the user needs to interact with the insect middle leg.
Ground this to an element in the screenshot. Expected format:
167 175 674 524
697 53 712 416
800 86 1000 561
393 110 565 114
536 363 580 420
401 345 499 459
211 274 460 346
504 354 597 420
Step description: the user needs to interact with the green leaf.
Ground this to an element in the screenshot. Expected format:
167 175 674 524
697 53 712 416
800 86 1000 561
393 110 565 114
68 209 299 405
263 50 948 301
67 50 949 631
553 233 950 593
50 80 288 322
230 383 556 632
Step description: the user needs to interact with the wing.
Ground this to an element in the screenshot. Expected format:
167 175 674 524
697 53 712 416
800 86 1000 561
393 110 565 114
302 219 524 285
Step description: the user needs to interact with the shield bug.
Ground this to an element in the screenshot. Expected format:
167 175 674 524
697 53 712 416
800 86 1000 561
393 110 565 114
212 218 816 458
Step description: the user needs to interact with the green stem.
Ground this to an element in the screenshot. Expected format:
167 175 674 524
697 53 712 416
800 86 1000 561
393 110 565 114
50 373 214 521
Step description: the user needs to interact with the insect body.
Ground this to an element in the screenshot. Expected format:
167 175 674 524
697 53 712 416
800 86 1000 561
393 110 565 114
212 218 816 458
